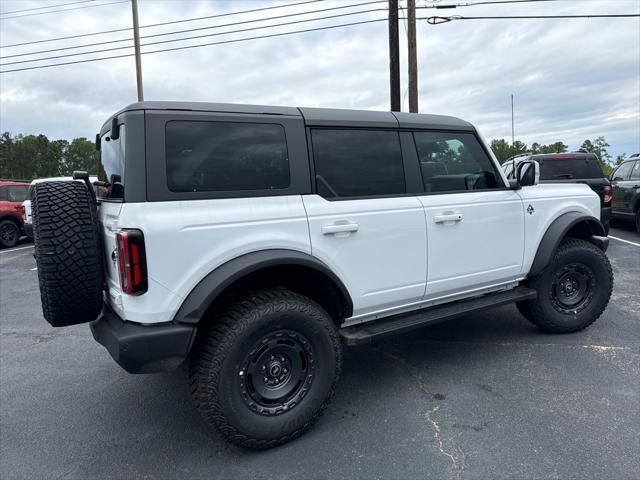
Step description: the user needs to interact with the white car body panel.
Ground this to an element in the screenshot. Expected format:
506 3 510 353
100 195 311 324
303 194 427 318
418 189 525 298
517 183 600 272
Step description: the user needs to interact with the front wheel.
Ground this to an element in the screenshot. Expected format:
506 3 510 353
517 238 613 333
0 220 20 248
189 289 342 449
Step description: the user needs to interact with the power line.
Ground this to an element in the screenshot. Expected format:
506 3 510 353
424 13 640 24
0 0 332 48
0 0 95 16
423 0 559 7
0 0 128 20
0 8 386 66
1 1 386 59
0 17 386 73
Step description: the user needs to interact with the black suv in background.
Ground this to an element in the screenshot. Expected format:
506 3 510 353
609 154 640 232
503 152 612 234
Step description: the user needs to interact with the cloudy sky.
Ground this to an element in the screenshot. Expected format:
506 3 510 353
1 0 639 159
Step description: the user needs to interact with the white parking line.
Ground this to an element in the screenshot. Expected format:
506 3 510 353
0 245 34 255
609 236 640 248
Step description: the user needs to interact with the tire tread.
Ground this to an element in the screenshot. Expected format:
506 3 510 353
189 288 342 449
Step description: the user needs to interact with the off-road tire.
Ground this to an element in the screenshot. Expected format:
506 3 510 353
517 238 613 333
189 288 342 449
0 219 20 248
32 181 104 327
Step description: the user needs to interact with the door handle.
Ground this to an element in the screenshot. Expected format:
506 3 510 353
321 223 359 235
433 213 463 224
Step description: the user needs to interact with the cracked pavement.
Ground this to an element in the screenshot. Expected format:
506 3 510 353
1 226 639 480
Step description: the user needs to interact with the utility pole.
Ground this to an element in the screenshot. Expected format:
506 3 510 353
131 0 144 101
407 0 418 113
511 94 515 157
388 0 400 112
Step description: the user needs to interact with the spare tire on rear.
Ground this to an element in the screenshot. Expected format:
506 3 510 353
32 181 104 327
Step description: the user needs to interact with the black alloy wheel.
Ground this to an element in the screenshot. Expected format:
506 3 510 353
550 262 595 314
240 330 315 416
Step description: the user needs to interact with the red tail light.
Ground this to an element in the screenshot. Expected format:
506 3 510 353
603 185 613 205
116 229 148 295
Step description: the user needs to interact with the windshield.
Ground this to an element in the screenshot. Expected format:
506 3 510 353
99 126 125 199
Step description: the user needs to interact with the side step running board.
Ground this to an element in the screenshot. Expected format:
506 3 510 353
339 286 537 346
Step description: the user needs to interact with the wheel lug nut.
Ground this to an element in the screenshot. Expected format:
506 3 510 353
263 377 268 382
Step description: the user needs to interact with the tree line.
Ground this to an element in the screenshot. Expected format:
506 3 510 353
0 132 99 181
490 135 624 176
0 131 626 181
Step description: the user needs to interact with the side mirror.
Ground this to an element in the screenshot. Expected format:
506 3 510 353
516 160 540 187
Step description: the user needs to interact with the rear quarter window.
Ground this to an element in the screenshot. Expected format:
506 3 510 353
165 121 290 192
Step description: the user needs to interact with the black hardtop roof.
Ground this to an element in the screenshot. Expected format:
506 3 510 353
105 101 475 131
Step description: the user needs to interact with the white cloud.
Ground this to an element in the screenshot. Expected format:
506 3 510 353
1 0 639 158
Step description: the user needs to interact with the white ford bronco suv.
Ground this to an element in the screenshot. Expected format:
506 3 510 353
31 102 612 449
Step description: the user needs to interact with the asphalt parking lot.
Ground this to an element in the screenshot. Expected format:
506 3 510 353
1 227 638 480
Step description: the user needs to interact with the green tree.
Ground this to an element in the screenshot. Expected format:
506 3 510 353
62 138 99 175
580 136 611 165
540 142 568 154
614 153 626 165
490 138 528 164
490 138 512 163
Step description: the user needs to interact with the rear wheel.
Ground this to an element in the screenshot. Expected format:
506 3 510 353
189 288 341 449
0 220 20 248
517 238 612 333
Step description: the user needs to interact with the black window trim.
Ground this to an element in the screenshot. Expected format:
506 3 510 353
145 110 311 202
410 128 509 196
164 119 291 194
306 126 410 201
97 122 127 203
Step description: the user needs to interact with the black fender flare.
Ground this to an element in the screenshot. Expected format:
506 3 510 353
173 249 353 324
529 212 606 276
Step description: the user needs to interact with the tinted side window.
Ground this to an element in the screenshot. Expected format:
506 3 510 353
99 125 126 200
166 121 289 192
413 131 500 193
310 129 405 198
0 186 7 201
7 185 28 202
630 161 640 180
611 161 633 181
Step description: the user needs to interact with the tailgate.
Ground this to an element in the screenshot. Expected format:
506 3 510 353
98 201 123 301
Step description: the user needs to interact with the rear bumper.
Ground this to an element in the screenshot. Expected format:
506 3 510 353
90 304 197 374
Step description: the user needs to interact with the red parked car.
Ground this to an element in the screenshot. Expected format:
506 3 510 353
0 180 30 248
